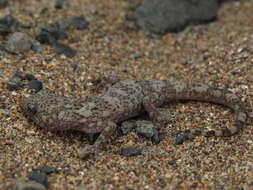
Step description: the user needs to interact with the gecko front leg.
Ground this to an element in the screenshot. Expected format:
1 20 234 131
77 121 118 159
142 94 171 142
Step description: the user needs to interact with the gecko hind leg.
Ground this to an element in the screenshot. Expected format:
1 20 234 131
77 121 118 159
143 94 171 128
142 94 172 143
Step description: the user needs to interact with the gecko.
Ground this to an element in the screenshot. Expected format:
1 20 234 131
20 77 247 158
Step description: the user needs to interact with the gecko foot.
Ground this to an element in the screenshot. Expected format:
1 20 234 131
78 121 118 159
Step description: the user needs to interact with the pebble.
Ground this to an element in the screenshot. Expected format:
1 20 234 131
14 71 36 81
27 171 49 188
174 133 189 145
27 80 43 92
35 165 57 175
120 120 163 143
6 71 37 91
36 22 67 44
152 131 166 144
135 120 156 139
120 121 136 135
0 15 19 36
167 160 176 166
4 32 32 53
5 76 23 91
69 16 89 30
115 146 143 157
53 0 64 9
70 63 78 71
31 40 43 53
13 181 46 190
53 42 76 58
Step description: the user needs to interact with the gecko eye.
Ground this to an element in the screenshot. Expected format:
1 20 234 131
27 103 37 115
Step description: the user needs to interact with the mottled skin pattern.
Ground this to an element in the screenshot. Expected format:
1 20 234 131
20 78 247 158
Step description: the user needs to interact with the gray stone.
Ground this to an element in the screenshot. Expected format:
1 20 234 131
0 15 19 36
68 16 89 30
134 0 218 35
120 121 136 135
31 40 43 53
36 22 67 45
27 171 49 188
175 133 189 145
27 80 43 92
53 42 76 58
13 181 46 190
135 120 156 138
4 32 32 53
115 146 143 157
6 76 23 91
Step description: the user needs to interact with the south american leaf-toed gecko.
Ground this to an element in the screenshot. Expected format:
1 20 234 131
20 77 247 158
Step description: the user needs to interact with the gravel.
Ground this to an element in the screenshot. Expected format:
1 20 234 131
0 0 252 189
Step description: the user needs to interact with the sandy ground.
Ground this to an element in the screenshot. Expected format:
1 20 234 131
0 0 252 189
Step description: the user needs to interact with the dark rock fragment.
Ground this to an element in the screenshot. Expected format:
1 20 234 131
36 22 67 44
36 165 57 175
69 16 89 30
27 171 49 188
54 0 64 9
6 71 37 91
13 180 46 190
31 40 43 53
167 159 176 166
120 121 136 135
70 63 78 71
175 133 189 145
152 131 166 144
115 146 142 157
5 76 23 91
0 15 19 36
14 71 36 81
27 80 43 92
53 42 76 57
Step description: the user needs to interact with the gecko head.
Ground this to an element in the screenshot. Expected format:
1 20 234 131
20 90 50 114
20 90 55 128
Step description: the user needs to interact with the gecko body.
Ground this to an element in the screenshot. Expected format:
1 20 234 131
20 78 247 158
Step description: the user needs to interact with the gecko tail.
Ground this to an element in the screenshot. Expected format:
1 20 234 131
187 125 239 138
168 82 248 138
